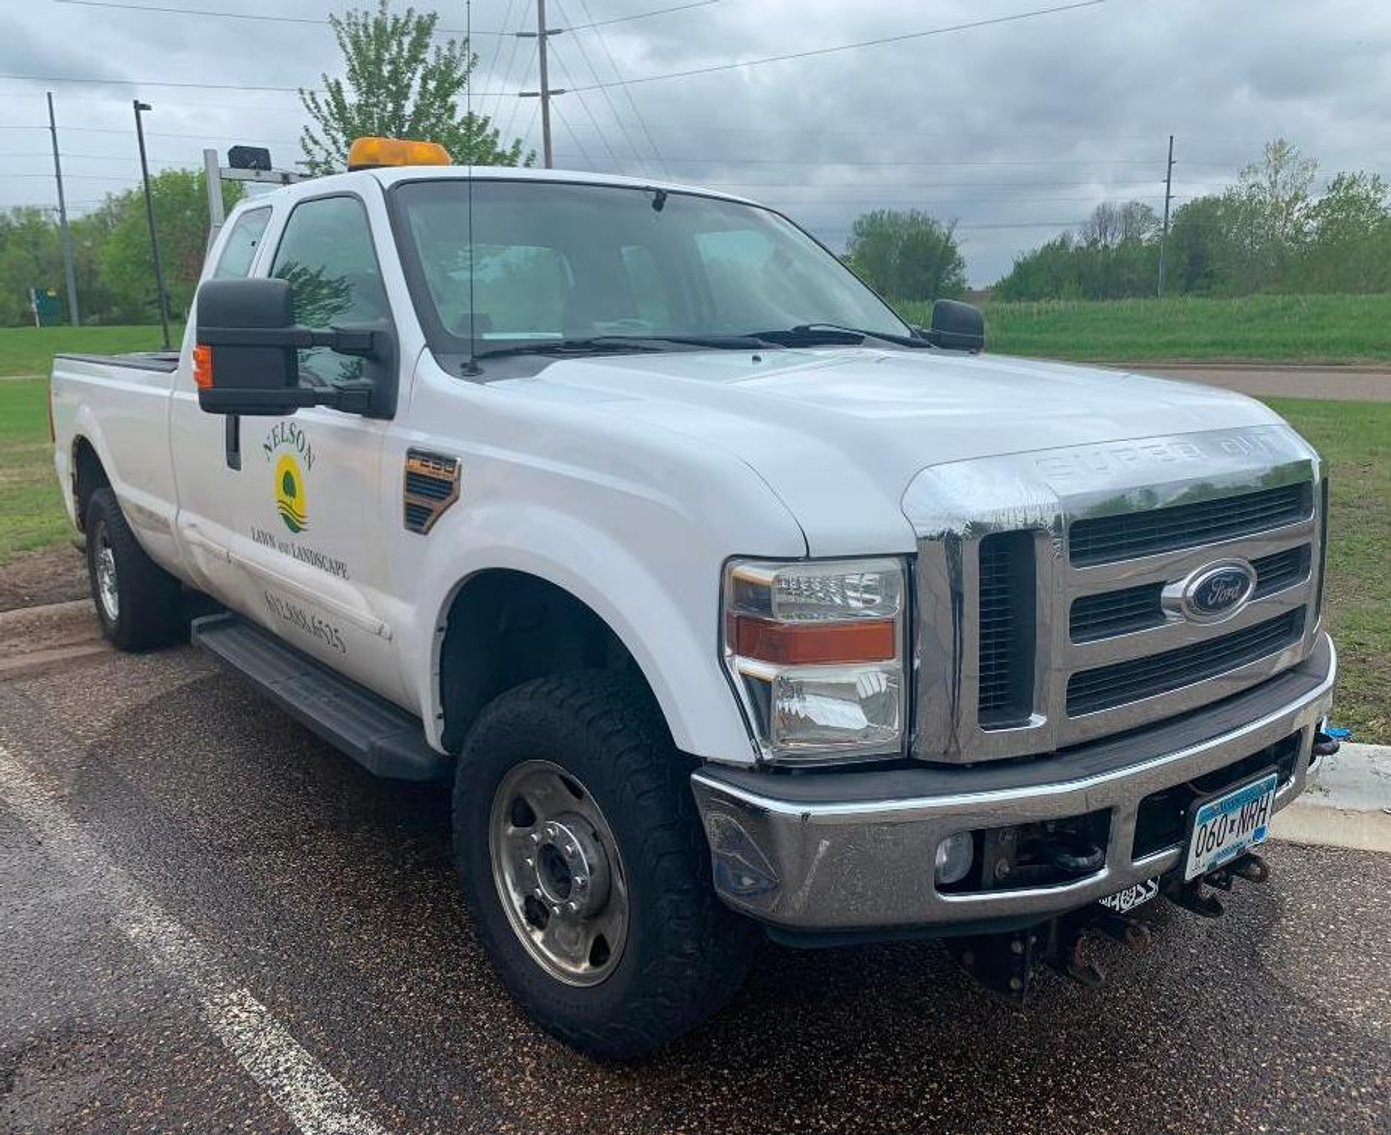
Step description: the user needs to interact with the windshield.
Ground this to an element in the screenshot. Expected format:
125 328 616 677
390 179 910 357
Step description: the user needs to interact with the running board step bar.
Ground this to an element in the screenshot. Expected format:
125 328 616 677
191 613 452 781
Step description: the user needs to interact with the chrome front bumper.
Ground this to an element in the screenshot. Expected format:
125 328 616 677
691 634 1336 935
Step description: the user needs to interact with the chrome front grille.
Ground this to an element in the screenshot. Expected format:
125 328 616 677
1069 482 1312 565
1066 607 1307 715
977 532 1036 728
1068 543 1312 642
905 424 1326 763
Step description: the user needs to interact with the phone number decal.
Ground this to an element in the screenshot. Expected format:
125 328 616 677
263 590 347 654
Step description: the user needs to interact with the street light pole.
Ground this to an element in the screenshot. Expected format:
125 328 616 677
133 99 171 350
47 92 80 326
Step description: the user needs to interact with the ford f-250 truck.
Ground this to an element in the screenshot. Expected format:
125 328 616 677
51 137 1338 1059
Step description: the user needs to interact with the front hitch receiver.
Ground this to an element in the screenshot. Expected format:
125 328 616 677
952 851 1271 1002
948 905 1151 1002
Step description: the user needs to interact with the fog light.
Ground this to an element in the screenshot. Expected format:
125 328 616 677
934 832 974 886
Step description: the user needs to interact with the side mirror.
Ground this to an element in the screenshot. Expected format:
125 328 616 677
195 277 386 416
925 299 985 353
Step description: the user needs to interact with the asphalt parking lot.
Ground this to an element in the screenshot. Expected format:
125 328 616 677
2 617 1388 1135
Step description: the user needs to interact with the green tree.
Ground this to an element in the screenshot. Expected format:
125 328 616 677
97 170 242 323
846 209 966 302
0 207 62 325
300 1 531 174
1297 172 1391 293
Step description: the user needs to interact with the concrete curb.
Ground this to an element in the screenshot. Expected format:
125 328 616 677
1271 743 1391 853
0 598 109 679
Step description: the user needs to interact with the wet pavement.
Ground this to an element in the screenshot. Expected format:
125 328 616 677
1 631 1387 1135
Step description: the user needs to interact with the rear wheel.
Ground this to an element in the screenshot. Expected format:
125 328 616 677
453 671 756 1059
85 487 184 651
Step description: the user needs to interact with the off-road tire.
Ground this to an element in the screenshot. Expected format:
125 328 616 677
84 487 184 651
453 671 757 1060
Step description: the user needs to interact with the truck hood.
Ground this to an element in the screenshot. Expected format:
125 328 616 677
493 347 1285 555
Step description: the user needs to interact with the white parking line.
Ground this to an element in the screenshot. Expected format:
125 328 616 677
0 743 391 1135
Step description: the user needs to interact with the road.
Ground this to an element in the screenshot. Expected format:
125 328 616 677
1112 364 1391 402
1 616 1388 1135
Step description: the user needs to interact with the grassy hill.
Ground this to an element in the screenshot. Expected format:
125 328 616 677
897 294 1391 364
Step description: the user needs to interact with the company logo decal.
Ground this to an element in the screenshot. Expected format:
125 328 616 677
275 453 308 533
1162 559 1257 624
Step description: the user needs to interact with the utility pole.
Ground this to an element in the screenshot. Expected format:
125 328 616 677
518 0 566 168
1157 133 1175 298
46 92 80 326
133 100 171 350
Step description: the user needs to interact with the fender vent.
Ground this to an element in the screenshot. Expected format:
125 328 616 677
403 449 460 535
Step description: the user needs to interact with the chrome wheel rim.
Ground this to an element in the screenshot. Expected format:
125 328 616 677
94 522 119 624
489 759 629 987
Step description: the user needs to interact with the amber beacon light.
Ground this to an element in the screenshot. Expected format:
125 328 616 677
347 136 452 171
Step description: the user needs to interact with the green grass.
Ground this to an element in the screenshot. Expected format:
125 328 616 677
1268 399 1391 744
0 378 1385 741
0 325 177 378
8 297 1391 371
897 294 1391 364
0 379 70 562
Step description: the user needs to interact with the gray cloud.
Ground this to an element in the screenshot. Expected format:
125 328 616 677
2 0 1389 283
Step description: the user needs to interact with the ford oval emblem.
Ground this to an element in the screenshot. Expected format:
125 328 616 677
1162 559 1257 624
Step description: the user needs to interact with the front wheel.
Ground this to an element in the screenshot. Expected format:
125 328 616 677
453 672 756 1060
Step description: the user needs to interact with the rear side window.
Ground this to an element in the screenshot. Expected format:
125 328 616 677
270 195 389 387
212 207 271 279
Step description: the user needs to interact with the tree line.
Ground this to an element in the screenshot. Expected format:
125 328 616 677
5 0 1380 325
994 139 1391 301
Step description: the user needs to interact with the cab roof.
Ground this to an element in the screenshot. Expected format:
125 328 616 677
254 162 759 210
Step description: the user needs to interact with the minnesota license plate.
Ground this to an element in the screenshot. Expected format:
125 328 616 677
1184 771 1277 881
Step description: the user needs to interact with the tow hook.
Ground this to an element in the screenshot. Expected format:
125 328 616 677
1312 731 1341 758
1166 850 1270 919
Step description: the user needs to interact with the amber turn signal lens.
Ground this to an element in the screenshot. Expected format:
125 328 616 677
731 615 897 665
192 344 213 389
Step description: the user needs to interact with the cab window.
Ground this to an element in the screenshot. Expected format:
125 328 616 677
212 207 271 279
270 195 389 387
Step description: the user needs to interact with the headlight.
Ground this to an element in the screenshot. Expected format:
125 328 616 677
722 557 907 766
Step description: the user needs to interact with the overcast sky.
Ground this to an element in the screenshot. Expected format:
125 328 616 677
3 0 1390 284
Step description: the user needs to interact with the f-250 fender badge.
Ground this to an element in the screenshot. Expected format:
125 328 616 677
403 449 461 535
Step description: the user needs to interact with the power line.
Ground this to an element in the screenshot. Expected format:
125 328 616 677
0 72 310 93
550 99 596 169
479 0 522 122
51 0 717 35
0 124 301 144
51 0 508 33
553 0 649 173
566 1 720 30
547 41 626 171
571 0 671 177
566 0 1109 91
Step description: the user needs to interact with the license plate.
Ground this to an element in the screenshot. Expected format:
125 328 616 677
1184 771 1277 881
1099 877 1159 914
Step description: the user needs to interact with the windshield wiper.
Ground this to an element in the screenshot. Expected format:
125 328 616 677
473 333 767 360
746 323 932 349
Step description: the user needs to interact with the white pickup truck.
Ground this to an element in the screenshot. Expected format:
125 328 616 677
51 143 1338 1059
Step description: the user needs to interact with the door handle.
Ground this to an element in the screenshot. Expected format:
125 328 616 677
225 414 241 470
